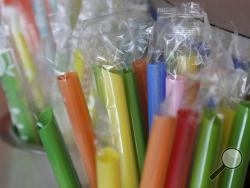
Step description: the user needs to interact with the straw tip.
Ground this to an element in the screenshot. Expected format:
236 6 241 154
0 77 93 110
37 107 54 129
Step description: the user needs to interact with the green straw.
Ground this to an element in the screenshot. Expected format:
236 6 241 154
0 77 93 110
69 0 82 28
123 69 146 176
0 49 39 143
220 101 250 188
37 107 82 188
189 109 222 188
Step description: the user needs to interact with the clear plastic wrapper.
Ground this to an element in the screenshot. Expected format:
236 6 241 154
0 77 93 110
229 32 250 71
1 5 46 112
72 11 153 187
74 11 153 67
148 2 212 77
94 67 139 187
186 35 249 188
0 22 42 145
57 72 96 188
228 32 250 100
74 11 153 140
146 3 212 132
77 0 126 22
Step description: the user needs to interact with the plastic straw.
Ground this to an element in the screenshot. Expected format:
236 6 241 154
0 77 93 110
189 109 222 188
47 0 57 14
123 69 146 176
132 59 148 135
33 0 51 38
165 76 185 116
0 49 39 143
73 49 85 82
220 101 250 188
19 0 40 42
147 63 166 131
164 109 199 188
12 30 44 110
12 31 36 82
57 72 96 188
37 107 82 188
140 116 176 188
96 147 121 188
220 107 235 152
176 55 197 74
69 0 82 28
100 67 138 188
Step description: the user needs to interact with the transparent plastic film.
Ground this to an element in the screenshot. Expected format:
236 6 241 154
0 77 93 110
74 11 153 67
147 2 211 133
37 107 82 188
187 39 249 188
94 66 139 188
148 2 212 77
57 72 96 188
0 24 40 145
74 13 153 181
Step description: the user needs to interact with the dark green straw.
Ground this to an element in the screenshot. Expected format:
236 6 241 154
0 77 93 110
122 69 146 176
37 107 82 188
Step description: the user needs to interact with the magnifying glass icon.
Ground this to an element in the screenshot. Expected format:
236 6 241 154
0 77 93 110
210 148 242 180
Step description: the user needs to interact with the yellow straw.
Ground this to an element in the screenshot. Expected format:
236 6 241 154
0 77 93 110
73 49 85 81
101 67 139 188
13 31 36 82
220 107 236 151
176 55 197 74
97 147 121 188
12 31 44 109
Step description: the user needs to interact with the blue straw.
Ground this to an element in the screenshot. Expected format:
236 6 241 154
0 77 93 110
147 62 166 131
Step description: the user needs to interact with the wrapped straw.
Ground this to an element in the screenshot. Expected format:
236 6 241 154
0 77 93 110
220 101 250 188
96 67 139 188
96 147 121 188
57 72 96 188
123 69 146 175
132 59 148 135
140 116 176 188
147 62 166 131
189 109 222 188
37 107 82 188
164 109 199 188
0 49 39 143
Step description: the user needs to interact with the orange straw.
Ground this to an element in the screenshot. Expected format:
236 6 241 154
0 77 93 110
132 59 148 135
57 72 96 188
140 116 176 188
19 0 40 43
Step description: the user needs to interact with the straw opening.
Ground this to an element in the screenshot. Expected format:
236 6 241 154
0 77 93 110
37 108 54 129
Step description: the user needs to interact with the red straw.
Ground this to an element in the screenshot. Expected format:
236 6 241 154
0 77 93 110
164 109 199 188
